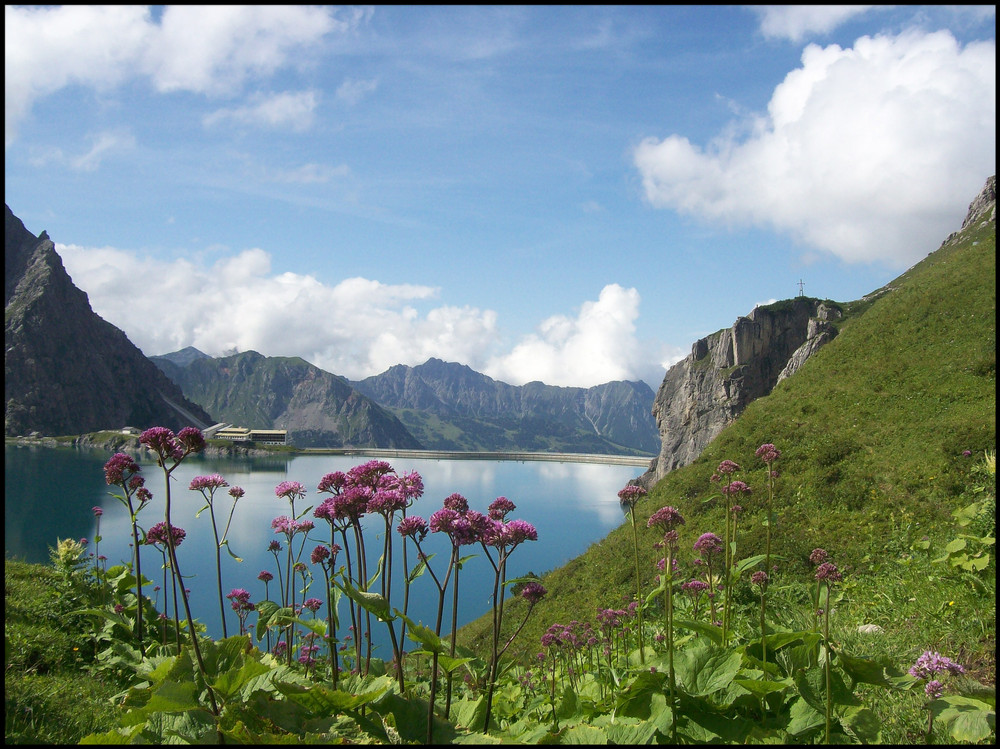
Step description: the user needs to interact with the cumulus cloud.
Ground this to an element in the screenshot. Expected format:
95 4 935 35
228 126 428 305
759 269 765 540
203 90 320 131
753 6 875 42
5 5 364 144
634 29 996 267
57 243 500 381
484 284 646 387
57 244 664 388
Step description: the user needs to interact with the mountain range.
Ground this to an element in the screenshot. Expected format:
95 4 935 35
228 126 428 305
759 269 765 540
7 176 993 465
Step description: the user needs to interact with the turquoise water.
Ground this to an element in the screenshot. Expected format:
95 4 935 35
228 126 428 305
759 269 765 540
5 444 639 654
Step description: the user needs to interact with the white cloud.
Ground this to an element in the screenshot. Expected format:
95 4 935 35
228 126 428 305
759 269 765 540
56 243 499 382
70 130 137 171
484 284 646 387
143 6 343 95
634 29 996 267
204 90 320 131
56 243 664 388
5 5 364 145
753 6 875 42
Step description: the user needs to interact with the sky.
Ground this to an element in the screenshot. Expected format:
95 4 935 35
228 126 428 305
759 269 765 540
5 5 996 391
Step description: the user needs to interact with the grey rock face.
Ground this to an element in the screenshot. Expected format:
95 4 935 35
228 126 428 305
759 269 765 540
638 297 840 487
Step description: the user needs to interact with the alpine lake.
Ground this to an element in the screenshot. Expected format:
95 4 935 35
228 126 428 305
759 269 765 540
5 443 647 658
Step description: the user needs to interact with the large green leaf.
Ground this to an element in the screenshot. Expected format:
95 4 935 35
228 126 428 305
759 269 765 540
931 695 996 743
336 578 393 622
120 679 207 726
837 651 893 687
210 658 271 701
674 643 742 697
786 696 825 737
673 618 724 646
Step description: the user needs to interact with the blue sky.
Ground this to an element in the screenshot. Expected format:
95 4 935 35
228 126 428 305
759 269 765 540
5 5 995 390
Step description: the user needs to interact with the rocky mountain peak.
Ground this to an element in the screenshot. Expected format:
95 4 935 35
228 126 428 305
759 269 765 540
5 205 215 436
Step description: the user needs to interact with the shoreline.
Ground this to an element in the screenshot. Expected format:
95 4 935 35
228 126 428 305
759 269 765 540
299 446 653 467
6 435 653 467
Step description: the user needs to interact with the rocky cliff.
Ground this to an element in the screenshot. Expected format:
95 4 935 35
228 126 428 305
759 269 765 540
153 350 422 449
352 358 659 454
4 205 215 437
638 297 842 487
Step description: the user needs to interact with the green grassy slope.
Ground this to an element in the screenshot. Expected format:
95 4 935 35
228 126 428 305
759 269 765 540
460 214 995 670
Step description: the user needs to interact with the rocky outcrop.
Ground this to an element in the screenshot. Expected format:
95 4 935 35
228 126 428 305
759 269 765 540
638 298 841 487
960 175 996 230
4 205 215 437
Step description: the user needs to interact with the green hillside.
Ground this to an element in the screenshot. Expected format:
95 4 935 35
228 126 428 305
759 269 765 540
459 209 995 681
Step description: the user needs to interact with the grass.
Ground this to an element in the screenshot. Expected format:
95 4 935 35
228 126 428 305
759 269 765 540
4 560 126 744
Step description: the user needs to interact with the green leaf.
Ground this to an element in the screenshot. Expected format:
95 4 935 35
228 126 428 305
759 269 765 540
965 554 991 571
79 726 143 744
437 654 475 674
120 679 205 726
396 610 444 654
843 706 883 744
838 651 893 687
733 554 769 576
407 555 431 584
220 539 243 563
254 600 280 642
674 643 742 697
211 659 271 701
931 695 996 743
337 578 393 622
673 618 724 646
278 679 390 715
945 537 968 554
194 502 210 519
561 725 608 744
787 696 825 737
456 553 478 569
366 554 384 590
733 677 793 697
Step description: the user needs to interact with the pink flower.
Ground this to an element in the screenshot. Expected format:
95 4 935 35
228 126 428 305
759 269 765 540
722 480 751 496
809 548 829 566
176 427 206 454
397 515 429 541
104 453 140 486
318 471 347 494
814 562 842 582
443 493 469 513
521 582 547 604
275 481 306 501
310 545 330 565
717 460 740 475
647 505 685 532
488 496 517 520
146 521 186 547
755 443 781 464
693 532 723 557
189 474 229 492
617 484 647 508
